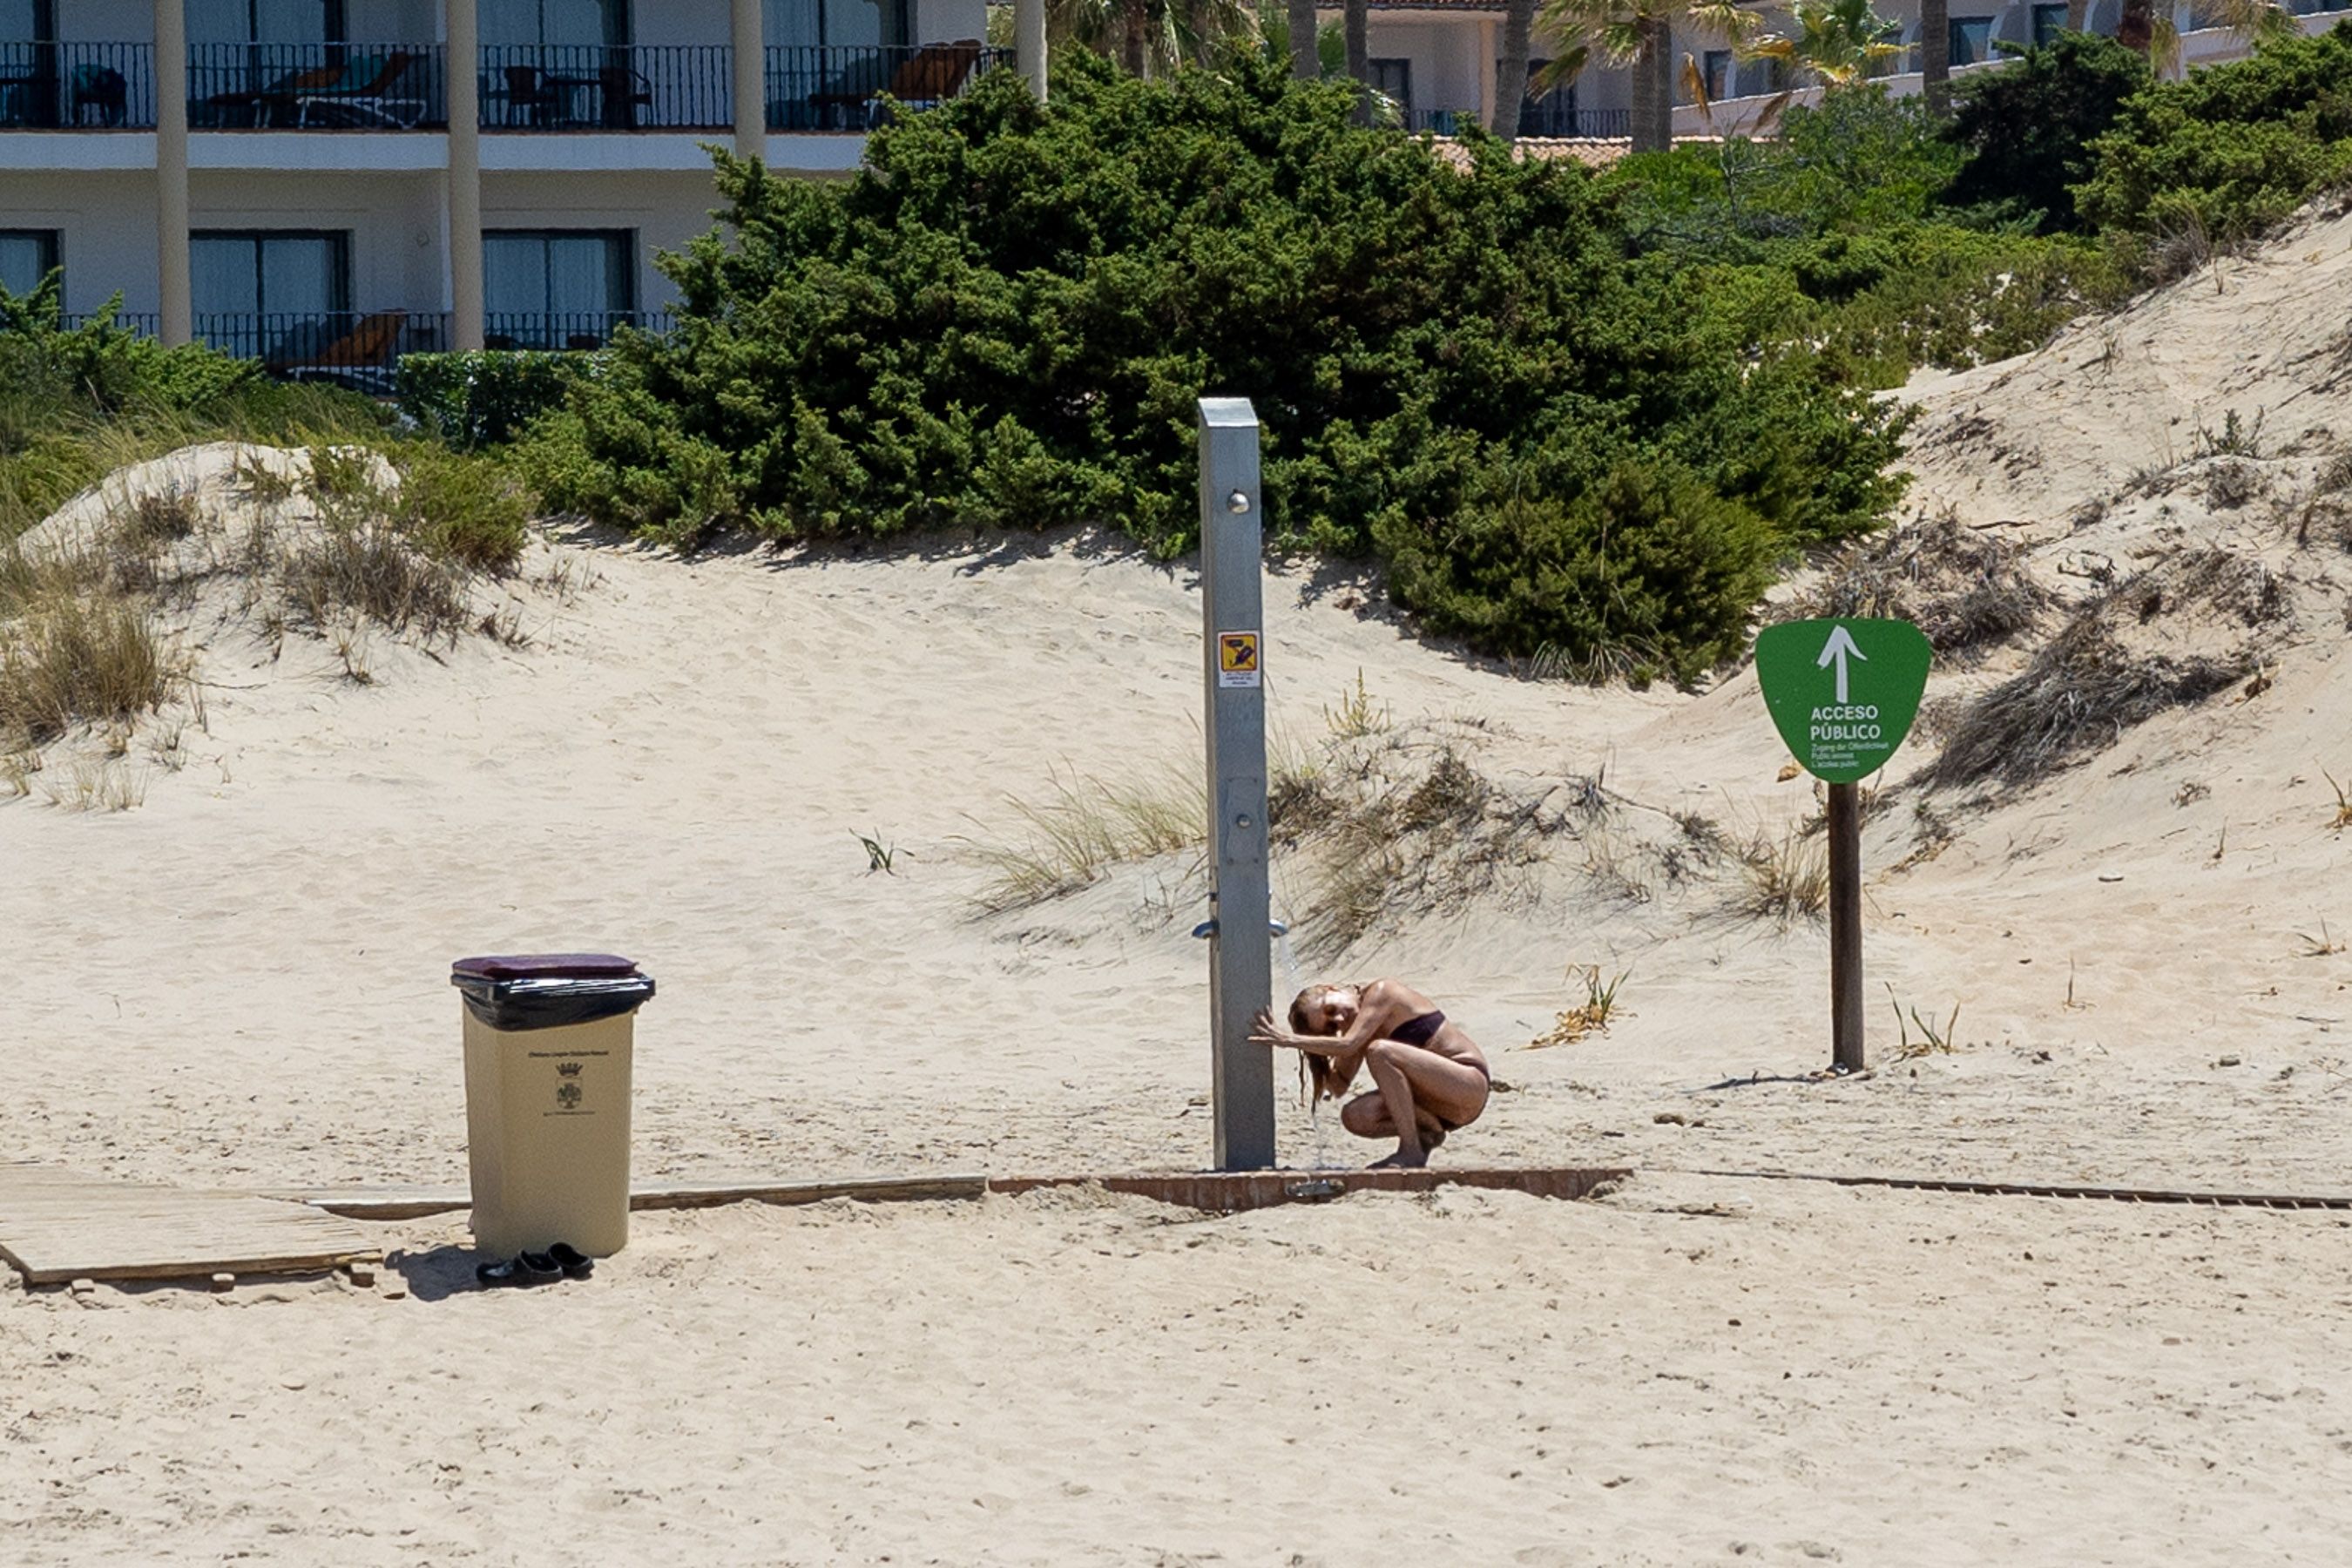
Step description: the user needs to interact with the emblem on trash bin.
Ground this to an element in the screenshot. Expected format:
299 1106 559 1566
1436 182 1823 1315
556 1060 584 1110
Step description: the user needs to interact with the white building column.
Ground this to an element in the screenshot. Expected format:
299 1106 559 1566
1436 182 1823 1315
446 0 483 350
154 0 190 346
732 0 764 158
1016 0 1047 105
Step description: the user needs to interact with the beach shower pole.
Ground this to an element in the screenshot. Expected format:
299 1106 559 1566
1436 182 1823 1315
1199 397 1277 1172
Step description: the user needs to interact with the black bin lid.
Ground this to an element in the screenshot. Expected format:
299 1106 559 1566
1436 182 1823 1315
452 953 640 982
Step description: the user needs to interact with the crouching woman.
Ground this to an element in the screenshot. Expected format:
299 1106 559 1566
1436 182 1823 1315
1251 978 1489 1168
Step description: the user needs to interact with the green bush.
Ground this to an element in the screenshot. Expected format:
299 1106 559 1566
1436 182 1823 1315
393 444 531 571
1604 85 2126 383
525 53 1909 672
1612 87 1962 253
0 284 391 545
0 280 262 417
1944 33 2151 233
395 350 583 449
1376 458 1784 684
2074 28 2352 240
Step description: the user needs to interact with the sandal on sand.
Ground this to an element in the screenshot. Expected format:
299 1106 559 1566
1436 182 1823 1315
475 1252 564 1288
546 1243 594 1281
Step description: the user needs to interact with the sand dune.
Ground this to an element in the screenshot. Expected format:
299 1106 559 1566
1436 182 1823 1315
7 211 2352 1563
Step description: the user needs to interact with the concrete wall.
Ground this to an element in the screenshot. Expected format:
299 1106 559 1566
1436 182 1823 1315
482 168 716 310
914 0 987 44
0 171 159 313
189 168 446 308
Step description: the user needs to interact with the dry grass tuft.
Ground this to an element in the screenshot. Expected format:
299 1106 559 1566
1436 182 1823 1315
965 763 1207 913
2325 770 2352 832
1735 828 1829 923
1295 736 1572 954
1930 550 2278 792
1788 509 2051 665
1525 964 1631 1049
0 590 178 746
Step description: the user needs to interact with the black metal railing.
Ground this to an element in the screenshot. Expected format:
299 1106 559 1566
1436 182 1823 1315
483 309 670 350
61 309 163 337
187 42 446 129
1518 103 1628 138
1406 103 1632 138
764 43 1004 131
480 44 730 130
192 310 449 384
0 41 157 128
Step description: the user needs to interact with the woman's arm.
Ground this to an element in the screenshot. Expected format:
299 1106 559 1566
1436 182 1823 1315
1250 983 1409 1058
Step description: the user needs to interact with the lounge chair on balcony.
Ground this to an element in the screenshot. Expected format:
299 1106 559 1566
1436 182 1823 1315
808 39 983 129
264 310 407 388
292 51 428 128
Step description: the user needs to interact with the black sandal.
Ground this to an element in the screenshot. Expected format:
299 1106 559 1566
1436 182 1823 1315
475 1252 563 1288
546 1242 594 1281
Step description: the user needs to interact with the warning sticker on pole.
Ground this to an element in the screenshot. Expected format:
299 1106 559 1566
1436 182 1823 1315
1217 631 1262 688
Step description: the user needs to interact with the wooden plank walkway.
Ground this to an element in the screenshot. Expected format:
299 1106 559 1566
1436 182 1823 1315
0 1159 380 1286
278 1168 1627 1220
989 1166 1631 1213
274 1173 991 1220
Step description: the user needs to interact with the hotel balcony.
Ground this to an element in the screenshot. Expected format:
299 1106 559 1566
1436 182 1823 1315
0 41 157 128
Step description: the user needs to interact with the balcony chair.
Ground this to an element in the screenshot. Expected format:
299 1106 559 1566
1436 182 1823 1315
71 64 129 126
808 39 982 129
292 51 428 129
591 64 653 129
485 63 562 126
264 309 408 387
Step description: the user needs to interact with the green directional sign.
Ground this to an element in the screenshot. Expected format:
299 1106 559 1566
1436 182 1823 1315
1754 618 1933 785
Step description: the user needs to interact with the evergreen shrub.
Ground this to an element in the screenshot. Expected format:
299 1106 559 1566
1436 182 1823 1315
2075 28 2352 240
524 54 1909 678
395 350 583 450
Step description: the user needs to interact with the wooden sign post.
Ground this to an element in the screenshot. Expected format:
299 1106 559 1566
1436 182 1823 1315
1754 618 1933 1073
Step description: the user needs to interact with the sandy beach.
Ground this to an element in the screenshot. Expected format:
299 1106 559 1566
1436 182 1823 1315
7 206 2352 1566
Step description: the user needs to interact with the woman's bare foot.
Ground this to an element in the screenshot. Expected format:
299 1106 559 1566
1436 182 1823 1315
1369 1146 1429 1169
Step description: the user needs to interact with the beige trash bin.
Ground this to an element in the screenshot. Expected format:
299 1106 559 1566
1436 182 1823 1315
453 953 655 1260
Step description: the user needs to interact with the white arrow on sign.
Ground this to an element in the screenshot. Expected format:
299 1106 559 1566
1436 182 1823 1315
1817 625 1866 705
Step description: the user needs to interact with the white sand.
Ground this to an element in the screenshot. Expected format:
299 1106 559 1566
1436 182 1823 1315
7 210 2352 1563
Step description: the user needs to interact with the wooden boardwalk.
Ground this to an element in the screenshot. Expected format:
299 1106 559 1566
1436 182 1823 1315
0 1160 379 1285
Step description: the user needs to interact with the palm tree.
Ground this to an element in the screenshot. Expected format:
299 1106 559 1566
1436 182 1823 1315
1492 0 1539 133
2122 0 2293 72
1742 0 1903 87
1920 0 1949 116
1535 0 1761 151
1288 0 1319 78
1344 0 1372 123
1048 0 1260 76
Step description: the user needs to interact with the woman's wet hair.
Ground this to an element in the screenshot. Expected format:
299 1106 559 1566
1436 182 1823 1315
1289 984 1350 1106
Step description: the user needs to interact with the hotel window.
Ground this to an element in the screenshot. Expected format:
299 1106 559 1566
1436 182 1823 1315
1701 49 1733 100
2032 3 2069 43
1517 58 1578 136
765 0 908 51
186 0 344 45
0 229 60 297
1368 57 1412 116
1949 16 1996 64
191 231 350 360
483 0 631 47
483 230 635 349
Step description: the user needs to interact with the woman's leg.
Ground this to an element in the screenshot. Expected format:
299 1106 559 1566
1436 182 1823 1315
1353 1042 1489 1168
1340 1092 1447 1149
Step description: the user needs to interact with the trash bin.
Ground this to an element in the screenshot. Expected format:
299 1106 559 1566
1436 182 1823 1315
452 953 654 1260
